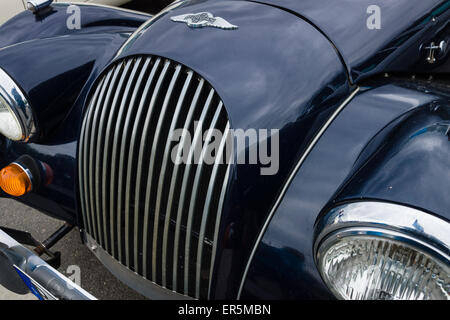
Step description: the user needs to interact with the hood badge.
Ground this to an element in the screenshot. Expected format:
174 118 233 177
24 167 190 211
171 12 238 30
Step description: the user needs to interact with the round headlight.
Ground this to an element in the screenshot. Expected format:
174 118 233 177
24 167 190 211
315 202 450 300
0 67 36 142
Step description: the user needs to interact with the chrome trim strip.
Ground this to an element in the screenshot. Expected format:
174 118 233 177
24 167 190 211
159 70 194 288
88 71 113 244
185 101 222 298
314 201 450 260
96 64 122 253
80 78 104 236
78 109 89 233
174 88 214 295
84 233 190 300
127 58 160 270
112 59 140 264
140 60 171 278
197 122 229 298
118 57 151 272
169 78 205 292
98 63 123 253
103 60 131 259
322 226 449 265
148 64 182 281
208 157 231 299
236 87 360 299
0 67 37 142
118 57 146 270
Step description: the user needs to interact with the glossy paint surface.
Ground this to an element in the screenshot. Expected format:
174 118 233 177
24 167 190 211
0 1 352 298
335 84 450 221
0 4 149 222
241 81 450 299
0 33 130 138
0 0 448 300
117 0 349 131
0 3 149 48
248 0 450 82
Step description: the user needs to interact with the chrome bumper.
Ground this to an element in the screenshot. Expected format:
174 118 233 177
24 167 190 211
0 228 96 300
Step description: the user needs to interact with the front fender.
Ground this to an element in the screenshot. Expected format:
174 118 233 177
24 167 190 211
0 3 150 222
0 3 149 48
240 78 450 299
334 83 450 220
0 3 150 140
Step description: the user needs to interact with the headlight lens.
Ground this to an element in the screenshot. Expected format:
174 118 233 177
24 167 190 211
315 202 450 300
317 233 449 300
0 67 36 142
0 94 26 141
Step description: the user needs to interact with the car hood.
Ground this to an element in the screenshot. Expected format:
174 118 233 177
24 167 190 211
116 0 351 297
117 0 350 131
249 0 450 82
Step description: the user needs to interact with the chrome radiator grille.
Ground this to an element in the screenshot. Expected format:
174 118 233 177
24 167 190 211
78 56 230 299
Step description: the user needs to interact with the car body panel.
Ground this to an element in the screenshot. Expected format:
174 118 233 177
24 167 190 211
1 0 353 298
0 0 448 300
0 4 150 222
247 0 450 82
334 82 450 221
0 2 149 48
0 0 133 26
241 80 450 299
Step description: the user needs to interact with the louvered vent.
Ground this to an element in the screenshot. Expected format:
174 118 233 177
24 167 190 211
78 56 231 299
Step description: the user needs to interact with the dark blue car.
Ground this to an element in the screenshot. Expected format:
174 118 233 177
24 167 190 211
0 0 448 300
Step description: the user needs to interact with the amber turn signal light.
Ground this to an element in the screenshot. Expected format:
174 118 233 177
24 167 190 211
0 163 32 196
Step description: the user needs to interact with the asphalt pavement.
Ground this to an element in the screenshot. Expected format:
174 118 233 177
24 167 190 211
0 198 146 300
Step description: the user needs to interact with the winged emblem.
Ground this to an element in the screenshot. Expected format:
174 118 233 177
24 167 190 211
170 12 238 30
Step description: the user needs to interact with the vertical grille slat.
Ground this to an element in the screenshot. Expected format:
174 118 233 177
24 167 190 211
120 57 153 273
166 78 205 293
117 57 148 271
126 57 160 275
196 123 230 299
79 78 104 238
147 64 182 282
88 70 114 245
208 163 231 299
140 60 171 278
173 87 214 295
184 101 223 296
112 59 142 264
79 56 230 299
95 64 122 253
102 60 132 259
158 70 194 288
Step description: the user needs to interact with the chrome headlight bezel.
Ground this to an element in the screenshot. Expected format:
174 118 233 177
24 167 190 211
314 201 450 300
0 67 37 142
